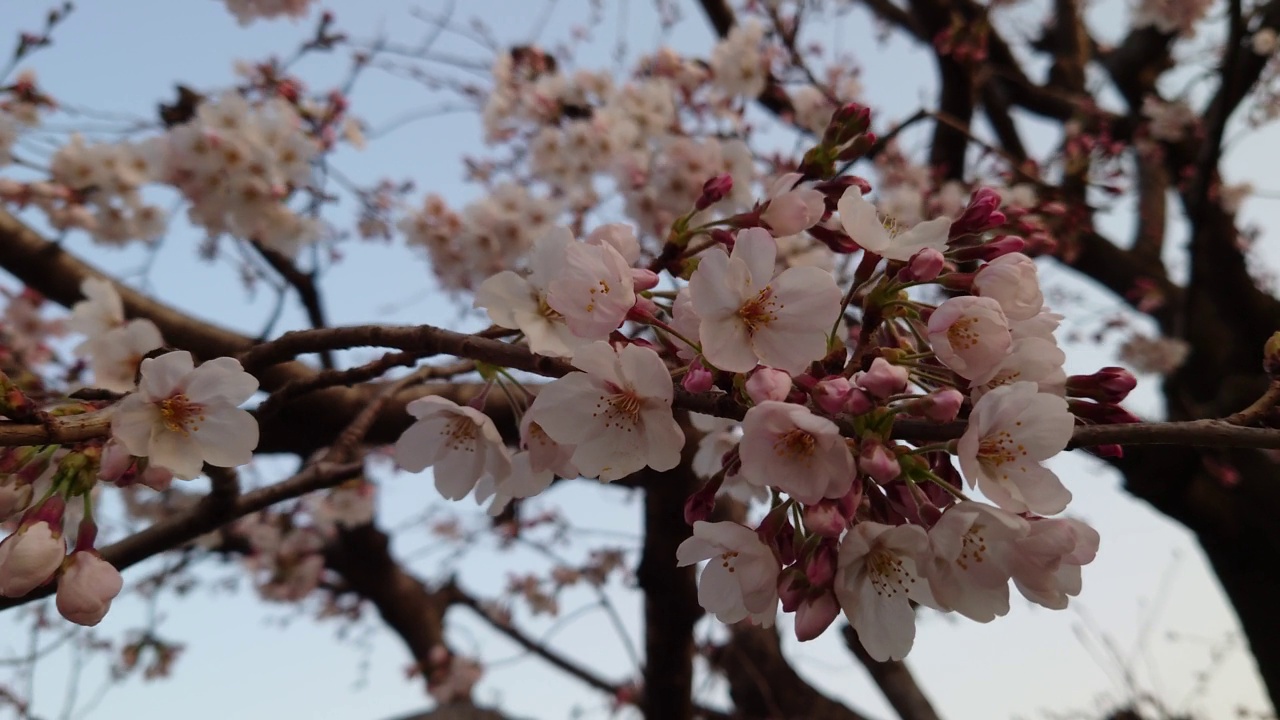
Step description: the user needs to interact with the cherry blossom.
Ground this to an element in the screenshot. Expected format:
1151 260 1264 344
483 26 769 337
676 520 779 626
546 239 637 340
81 319 165 392
111 351 260 480
395 396 513 501
837 187 951 262
55 551 123 626
971 253 1044 322
1010 517 1100 610
475 227 583 357
689 228 840 374
529 342 683 482
925 501 1029 622
834 521 937 661
760 174 826 236
67 277 125 341
956 382 1075 515
739 401 854 504
927 296 1013 384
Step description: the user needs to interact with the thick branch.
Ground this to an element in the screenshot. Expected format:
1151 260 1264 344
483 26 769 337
841 625 942 720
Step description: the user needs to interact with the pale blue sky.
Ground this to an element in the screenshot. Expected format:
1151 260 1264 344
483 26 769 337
0 1 1272 719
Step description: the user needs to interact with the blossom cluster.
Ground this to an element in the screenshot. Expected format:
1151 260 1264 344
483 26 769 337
219 0 317 26
388 97 1138 657
0 279 260 626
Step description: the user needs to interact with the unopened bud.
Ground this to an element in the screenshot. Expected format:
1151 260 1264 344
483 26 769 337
1067 367 1138 404
860 439 901 484
802 500 848 538
897 248 946 282
795 591 840 642
856 358 909 399
682 359 715 394
804 540 837 587
695 174 734 210
746 368 792 404
811 376 852 415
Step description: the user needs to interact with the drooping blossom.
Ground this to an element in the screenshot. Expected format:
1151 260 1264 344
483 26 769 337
395 396 513 501
0 521 66 597
529 342 683 482
689 228 840 374
925 501 1029 622
1010 517 1099 609
837 187 951 262
956 382 1074 515
676 520 779 626
739 401 854 504
927 296 1013 384
834 521 937 661
111 351 260 481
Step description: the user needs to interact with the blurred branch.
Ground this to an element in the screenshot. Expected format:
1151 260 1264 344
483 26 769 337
841 625 942 720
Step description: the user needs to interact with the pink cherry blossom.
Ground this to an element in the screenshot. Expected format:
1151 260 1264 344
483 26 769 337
395 396 513 501
111 351 260 481
689 228 840 374
957 382 1075 515
745 367 792 404
676 520 779 626
82 319 164 392
475 227 583 357
970 336 1067 400
927 296 1013 384
529 342 683 482
739 401 854 504
1009 517 1099 609
546 240 637 340
837 187 951 261
56 551 123 626
925 501 1029 622
834 521 938 661
972 252 1044 321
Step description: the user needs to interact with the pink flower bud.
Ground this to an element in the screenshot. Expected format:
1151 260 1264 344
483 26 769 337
860 440 901 484
952 235 1026 262
630 268 660 292
898 248 946 282
1087 444 1124 459
802 500 848 538
950 187 1005 238
908 388 964 422
0 481 33 522
695 174 734 210
844 387 874 415
804 540 837 587
97 441 134 484
837 479 864 520
1069 400 1141 425
682 360 715 394
746 368 792 404
1067 367 1137 404
856 358 909 399
0 521 66 597
794 590 839 642
778 568 808 612
811 376 852 415
683 484 718 526
55 552 122 626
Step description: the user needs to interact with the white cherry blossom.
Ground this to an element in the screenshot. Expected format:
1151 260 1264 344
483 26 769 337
1010 517 1099 609
837 187 951 262
834 521 937 661
475 227 582 357
689 228 840 374
395 396 513 501
529 342 683 482
676 520 779 626
957 382 1074 515
972 253 1044 322
546 240 636 341
82 319 164 392
739 401 854 504
111 351 259 481
970 337 1067 400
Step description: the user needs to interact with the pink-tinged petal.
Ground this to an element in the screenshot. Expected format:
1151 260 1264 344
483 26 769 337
405 396 462 420
676 535 720 566
474 271 538 329
689 250 751 318
618 345 674 404
698 565 748 624
732 227 778 288
394 416 454 472
111 396 161 456
1010 463 1071 515
138 351 194 399
837 187 891 253
888 217 951 261
531 374 608 446
568 342 624 387
851 573 917 661
148 428 205 480
433 446 488 500
528 227 573 288
185 357 258 405
638 406 684 472
700 316 758 373
194 406 259 467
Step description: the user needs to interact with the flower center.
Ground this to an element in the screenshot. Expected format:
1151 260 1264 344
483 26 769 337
159 394 205 435
719 549 740 573
593 386 644 431
442 417 479 452
867 547 915 598
537 295 564 322
773 429 816 462
584 279 612 315
978 430 1028 479
946 316 979 351
955 524 989 571
737 287 779 335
